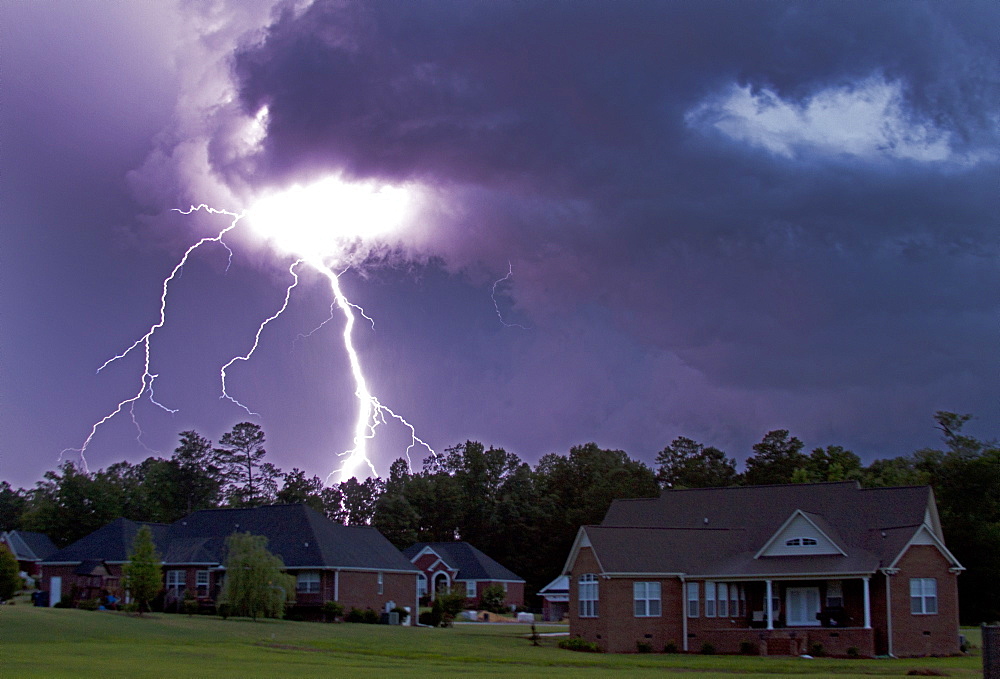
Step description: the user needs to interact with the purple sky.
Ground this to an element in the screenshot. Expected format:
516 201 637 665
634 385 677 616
3 0 998 489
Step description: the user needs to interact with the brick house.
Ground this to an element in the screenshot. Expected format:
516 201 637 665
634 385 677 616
403 542 525 609
39 504 420 621
1 530 58 580
563 481 963 656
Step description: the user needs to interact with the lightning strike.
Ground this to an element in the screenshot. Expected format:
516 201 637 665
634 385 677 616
491 261 530 329
69 180 434 483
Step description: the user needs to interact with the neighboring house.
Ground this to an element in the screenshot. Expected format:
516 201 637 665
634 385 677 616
39 504 420 621
562 481 963 656
538 575 569 621
403 542 525 609
1 530 58 580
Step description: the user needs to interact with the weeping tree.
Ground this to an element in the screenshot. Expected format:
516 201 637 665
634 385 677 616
218 532 294 621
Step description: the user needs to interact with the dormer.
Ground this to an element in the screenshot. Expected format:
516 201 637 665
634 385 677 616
755 509 847 558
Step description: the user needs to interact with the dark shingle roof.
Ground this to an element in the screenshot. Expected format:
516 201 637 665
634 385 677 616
578 481 944 577
42 505 418 573
3 530 58 561
403 542 524 582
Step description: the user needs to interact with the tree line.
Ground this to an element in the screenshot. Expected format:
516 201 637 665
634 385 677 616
1 412 996 622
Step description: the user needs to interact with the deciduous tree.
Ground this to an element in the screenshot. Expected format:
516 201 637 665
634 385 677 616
122 525 162 614
218 532 294 621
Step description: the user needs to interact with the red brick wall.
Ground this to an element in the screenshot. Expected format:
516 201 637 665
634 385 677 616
889 545 960 657
335 570 418 620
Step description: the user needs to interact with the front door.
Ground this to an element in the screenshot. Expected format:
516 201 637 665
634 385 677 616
49 576 61 607
785 587 820 626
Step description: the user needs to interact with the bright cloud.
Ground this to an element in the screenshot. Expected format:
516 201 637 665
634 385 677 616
687 77 956 162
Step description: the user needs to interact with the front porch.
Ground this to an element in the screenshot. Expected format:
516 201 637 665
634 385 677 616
688 626 874 657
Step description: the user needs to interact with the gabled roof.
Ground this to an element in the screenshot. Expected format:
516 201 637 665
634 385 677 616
42 518 170 564
403 542 524 582
42 505 419 573
2 530 58 561
569 481 960 578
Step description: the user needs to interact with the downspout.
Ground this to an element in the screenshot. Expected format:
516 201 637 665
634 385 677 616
334 569 339 602
882 568 898 658
680 576 688 652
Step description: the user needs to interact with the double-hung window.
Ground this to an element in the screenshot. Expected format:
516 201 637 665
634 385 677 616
717 583 729 617
166 570 185 594
578 574 598 618
196 570 210 597
296 571 321 594
705 582 716 617
686 582 699 618
633 582 661 617
466 581 477 598
910 578 937 614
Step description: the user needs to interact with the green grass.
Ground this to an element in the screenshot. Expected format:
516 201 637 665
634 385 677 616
0 604 984 678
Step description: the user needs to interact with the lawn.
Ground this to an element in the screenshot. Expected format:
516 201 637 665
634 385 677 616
0 604 984 678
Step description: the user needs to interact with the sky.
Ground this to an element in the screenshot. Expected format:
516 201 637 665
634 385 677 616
2 0 998 489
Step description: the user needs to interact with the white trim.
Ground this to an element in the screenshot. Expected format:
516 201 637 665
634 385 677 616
755 510 847 559
863 576 871 629
680 576 688 652
561 527 605 576
886 524 964 571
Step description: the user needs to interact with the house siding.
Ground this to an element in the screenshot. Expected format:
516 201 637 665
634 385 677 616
335 570 417 617
890 545 961 657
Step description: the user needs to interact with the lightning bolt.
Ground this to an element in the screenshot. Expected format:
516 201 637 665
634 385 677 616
492 261 530 330
62 206 242 470
68 201 433 482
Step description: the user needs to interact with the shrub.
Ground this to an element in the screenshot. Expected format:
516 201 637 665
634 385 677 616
53 596 73 609
809 643 825 657
700 642 716 655
740 640 758 655
478 584 507 614
847 646 860 658
559 637 602 653
77 598 100 611
123 602 140 614
362 607 379 624
344 607 365 623
322 600 344 622
217 602 230 620
183 595 199 617
636 641 653 653
419 610 441 627
663 641 679 653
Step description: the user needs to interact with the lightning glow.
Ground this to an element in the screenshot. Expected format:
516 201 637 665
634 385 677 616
491 261 530 330
69 178 434 482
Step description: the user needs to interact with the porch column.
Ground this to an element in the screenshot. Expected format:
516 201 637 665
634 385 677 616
862 576 871 629
766 579 774 630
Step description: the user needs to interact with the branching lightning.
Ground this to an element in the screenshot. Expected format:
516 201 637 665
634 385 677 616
492 261 530 329
69 184 434 482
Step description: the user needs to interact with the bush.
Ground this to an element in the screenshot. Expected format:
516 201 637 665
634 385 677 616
847 646 860 658
183 595 199 617
478 584 507 614
419 610 441 627
77 598 100 611
53 596 73 609
809 643 825 657
636 641 653 653
123 602 140 614
344 607 365 623
559 637 602 653
362 607 379 624
322 600 344 622
740 640 758 655
700 642 716 655
217 602 230 620
663 641 679 653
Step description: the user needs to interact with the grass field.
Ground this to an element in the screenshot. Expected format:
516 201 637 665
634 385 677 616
0 604 984 678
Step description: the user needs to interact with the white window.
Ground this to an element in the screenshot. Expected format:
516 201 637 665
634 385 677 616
633 582 661 617
785 537 818 546
466 581 477 598
296 571 321 594
417 573 427 598
717 583 729 618
730 584 740 618
196 570 210 597
378 572 384 595
910 578 937 615
166 570 185 593
826 580 843 608
578 574 598 618
705 581 716 617
686 582 699 618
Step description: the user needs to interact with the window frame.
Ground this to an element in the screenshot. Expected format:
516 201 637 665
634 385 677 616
166 569 185 593
705 581 716 617
633 581 661 617
717 582 729 618
686 582 699 618
196 570 210 597
578 574 599 618
910 578 938 615
296 571 321 594
466 581 477 598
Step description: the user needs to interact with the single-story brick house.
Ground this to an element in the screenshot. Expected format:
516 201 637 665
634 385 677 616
563 481 963 656
1 530 58 580
538 575 569 621
403 541 525 609
39 504 420 621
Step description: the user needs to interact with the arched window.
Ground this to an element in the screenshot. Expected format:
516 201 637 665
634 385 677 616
578 574 598 617
785 537 818 546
